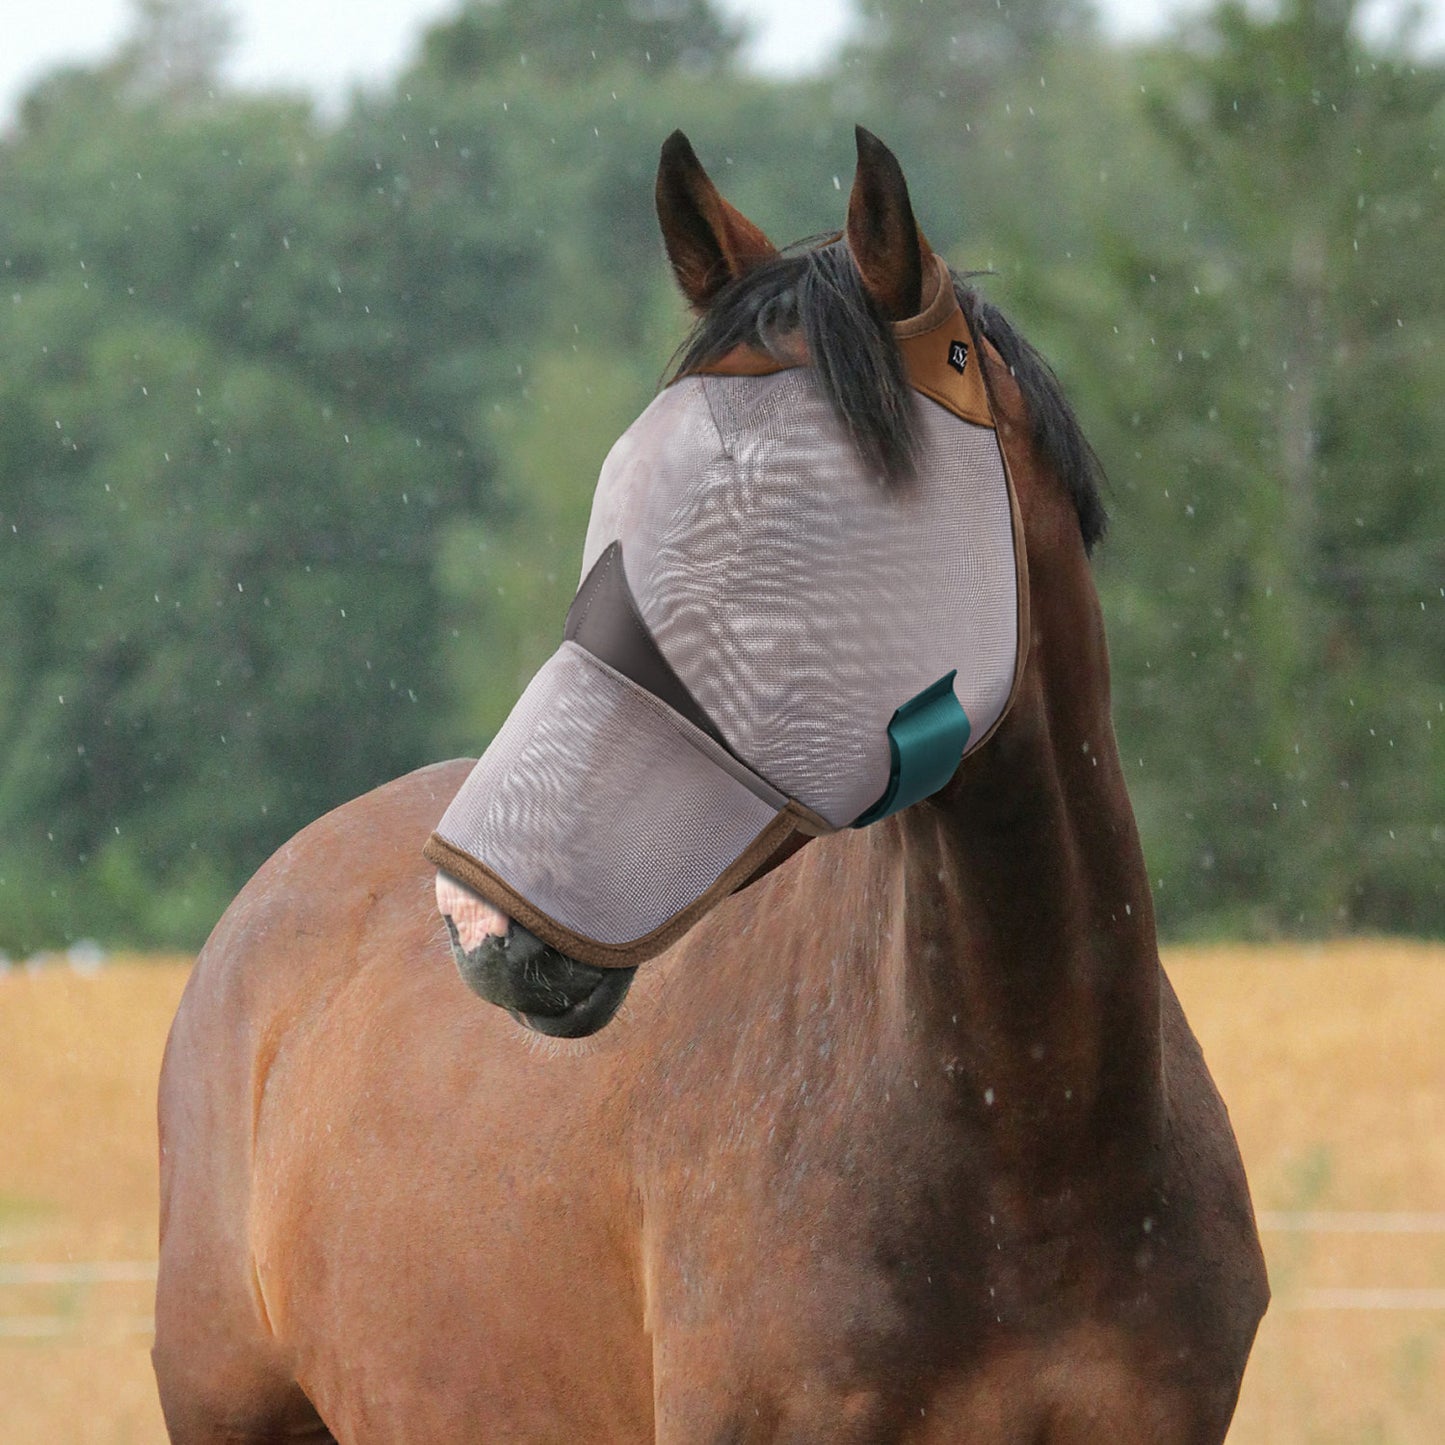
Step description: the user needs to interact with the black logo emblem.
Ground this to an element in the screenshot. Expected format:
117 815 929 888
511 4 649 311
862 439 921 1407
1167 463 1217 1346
947 340 969 375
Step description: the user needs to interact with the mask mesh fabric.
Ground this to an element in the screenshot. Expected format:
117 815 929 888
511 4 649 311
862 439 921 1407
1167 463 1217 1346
581 371 1018 827
433 642 781 945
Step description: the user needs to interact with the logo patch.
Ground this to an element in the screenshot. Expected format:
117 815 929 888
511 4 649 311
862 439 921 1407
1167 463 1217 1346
947 340 969 375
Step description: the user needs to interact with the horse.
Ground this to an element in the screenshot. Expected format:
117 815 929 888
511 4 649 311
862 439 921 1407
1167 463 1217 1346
153 128 1268 1442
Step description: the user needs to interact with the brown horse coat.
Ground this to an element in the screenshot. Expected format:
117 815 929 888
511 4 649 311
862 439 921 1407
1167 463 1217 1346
154 134 1268 1444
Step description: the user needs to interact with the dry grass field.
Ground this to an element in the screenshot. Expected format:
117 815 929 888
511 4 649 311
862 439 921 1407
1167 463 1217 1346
1 940 1440 1443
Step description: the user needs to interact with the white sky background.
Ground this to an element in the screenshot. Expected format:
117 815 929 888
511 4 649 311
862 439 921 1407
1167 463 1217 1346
2 0 1443 125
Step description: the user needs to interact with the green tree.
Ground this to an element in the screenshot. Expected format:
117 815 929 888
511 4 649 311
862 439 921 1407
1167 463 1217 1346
2 0 1438 952
401 0 846 747
0 0 779 951
843 0 1096 143
0 68 514 947
420 0 743 83
115 0 236 103
1082 0 1444 933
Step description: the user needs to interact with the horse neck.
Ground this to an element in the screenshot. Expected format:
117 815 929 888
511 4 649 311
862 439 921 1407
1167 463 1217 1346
881 448 1165 1183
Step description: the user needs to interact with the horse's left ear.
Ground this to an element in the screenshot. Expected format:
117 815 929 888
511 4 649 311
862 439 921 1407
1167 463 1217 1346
846 126 934 321
656 130 778 312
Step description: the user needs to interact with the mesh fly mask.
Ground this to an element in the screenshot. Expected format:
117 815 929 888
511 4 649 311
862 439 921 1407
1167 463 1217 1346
424 256 1029 967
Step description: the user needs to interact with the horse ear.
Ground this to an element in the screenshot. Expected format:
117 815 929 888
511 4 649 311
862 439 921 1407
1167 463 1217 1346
845 126 933 321
656 130 777 312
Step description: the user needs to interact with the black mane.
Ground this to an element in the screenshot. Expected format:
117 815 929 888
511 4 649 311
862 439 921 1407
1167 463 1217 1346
668 237 1107 554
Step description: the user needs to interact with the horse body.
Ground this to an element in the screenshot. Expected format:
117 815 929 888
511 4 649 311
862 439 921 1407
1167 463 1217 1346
154 319 1266 1440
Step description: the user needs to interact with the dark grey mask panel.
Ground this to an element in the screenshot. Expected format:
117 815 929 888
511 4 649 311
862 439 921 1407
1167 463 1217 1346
564 541 725 748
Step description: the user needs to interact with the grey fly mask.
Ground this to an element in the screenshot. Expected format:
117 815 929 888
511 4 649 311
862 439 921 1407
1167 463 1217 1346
425 255 1028 967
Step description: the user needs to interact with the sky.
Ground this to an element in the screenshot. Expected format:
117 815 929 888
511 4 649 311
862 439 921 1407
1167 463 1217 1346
3 0 1442 125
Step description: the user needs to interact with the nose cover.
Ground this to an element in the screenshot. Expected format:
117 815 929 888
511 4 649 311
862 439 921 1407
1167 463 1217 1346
424 268 1028 968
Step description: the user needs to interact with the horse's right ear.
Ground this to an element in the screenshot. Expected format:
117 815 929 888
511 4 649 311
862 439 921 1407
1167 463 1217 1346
845 126 931 321
656 131 777 312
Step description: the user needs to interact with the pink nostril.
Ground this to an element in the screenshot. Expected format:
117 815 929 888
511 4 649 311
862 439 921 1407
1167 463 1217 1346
435 871 511 951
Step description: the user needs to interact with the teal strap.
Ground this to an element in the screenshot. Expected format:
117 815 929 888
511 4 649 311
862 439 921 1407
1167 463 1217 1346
851 671 971 828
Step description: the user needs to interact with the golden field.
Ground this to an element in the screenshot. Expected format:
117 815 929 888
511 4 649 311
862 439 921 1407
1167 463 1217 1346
1 941 1441 1443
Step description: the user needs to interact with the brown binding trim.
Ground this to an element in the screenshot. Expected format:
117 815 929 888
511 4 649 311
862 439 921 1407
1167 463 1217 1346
893 256 994 429
682 255 995 431
963 334 1031 755
688 344 792 377
424 799 821 969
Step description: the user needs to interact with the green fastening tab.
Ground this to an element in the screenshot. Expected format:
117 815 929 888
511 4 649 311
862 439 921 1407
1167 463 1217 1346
851 671 971 828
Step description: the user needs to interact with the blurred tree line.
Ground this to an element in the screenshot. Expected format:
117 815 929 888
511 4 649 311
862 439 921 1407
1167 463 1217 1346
0 0 1438 951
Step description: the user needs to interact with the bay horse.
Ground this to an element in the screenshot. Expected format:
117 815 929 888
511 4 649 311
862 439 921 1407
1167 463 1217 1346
154 129 1268 1442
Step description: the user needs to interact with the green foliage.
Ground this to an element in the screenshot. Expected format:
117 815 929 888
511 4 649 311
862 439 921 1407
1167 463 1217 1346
853 0 1443 936
0 0 1439 950
420 0 743 82
0 76 491 950
847 0 1096 120
1095 0 1445 934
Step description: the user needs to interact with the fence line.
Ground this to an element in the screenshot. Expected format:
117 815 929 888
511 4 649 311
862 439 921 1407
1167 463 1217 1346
0 1314 154 1339
3 1216 1444 1341
0 1261 158 1286
6 1299 1445 1339
1258 1211 1445 1234
1292 1288 1445 1311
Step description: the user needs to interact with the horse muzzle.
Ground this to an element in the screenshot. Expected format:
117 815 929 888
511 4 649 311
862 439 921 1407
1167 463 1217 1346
444 915 636 1038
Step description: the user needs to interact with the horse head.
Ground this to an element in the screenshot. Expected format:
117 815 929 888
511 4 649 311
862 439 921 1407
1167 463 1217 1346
431 126 1104 1039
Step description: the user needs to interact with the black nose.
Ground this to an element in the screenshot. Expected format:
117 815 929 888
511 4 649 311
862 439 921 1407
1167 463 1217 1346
444 917 635 1038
